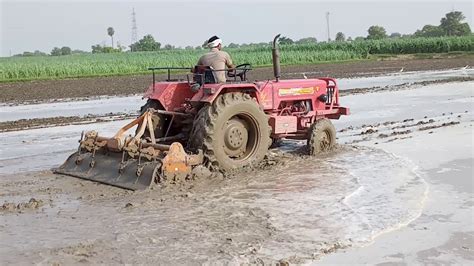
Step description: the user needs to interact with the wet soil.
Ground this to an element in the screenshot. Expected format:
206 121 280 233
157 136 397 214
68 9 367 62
0 198 44 213
0 113 135 132
1 77 470 133
337 111 468 145
1 56 472 104
338 76 474 96
2 105 458 263
0 142 421 264
1 66 472 264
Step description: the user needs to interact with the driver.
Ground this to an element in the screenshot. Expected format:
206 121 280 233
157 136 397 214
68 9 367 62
197 35 235 83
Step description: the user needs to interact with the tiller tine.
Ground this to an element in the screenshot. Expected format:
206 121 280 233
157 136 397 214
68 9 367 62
54 110 203 190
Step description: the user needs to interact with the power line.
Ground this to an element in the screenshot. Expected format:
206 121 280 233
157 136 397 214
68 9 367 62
131 8 138 51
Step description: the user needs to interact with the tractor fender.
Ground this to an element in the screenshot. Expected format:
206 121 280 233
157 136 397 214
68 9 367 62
143 82 195 111
190 83 262 104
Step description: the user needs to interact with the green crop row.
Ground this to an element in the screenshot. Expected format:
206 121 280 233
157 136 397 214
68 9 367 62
1 36 472 82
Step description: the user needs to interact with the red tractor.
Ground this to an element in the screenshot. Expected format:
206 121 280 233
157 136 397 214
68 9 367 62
56 35 349 190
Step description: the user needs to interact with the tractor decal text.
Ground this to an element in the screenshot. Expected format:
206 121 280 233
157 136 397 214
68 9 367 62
278 87 315 96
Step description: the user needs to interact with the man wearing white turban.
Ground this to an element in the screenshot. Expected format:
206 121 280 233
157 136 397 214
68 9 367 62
197 35 235 83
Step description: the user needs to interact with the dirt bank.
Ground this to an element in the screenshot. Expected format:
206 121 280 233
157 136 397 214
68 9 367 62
0 113 135 132
1 56 472 104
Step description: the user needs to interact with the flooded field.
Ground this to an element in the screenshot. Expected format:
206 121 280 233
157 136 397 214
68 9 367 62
0 70 472 264
0 145 428 264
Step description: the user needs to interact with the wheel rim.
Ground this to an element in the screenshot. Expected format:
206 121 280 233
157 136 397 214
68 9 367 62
319 130 332 151
222 114 259 161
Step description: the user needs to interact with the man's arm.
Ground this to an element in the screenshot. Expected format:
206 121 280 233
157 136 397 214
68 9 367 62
224 52 235 69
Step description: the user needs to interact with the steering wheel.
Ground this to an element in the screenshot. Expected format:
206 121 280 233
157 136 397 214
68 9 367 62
228 63 252 81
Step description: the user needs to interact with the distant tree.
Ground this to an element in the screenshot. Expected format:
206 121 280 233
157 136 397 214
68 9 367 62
227 43 240 48
163 44 175 50
60 46 72 55
440 11 471 36
367 25 387 40
295 37 317 45
279 36 294 45
194 46 202 50
91 44 121 53
185 46 194 50
414 25 444 37
91 44 103 54
354 36 365 42
389 32 402 38
107 27 115 48
102 47 120 53
335 32 345 42
347 36 353 42
72 49 88 54
33 50 47 56
51 47 62 56
130 34 161 51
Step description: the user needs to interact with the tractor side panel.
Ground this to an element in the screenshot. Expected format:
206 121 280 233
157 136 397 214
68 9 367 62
271 79 328 111
143 82 195 111
269 116 298 134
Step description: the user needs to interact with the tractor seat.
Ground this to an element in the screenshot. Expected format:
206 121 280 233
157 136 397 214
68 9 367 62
193 65 217 85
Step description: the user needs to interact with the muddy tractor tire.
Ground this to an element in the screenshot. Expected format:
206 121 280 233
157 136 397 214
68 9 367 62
137 99 166 139
189 92 271 171
307 118 336 155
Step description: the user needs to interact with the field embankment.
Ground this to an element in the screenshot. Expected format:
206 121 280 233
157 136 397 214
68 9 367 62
1 36 473 82
1 55 473 104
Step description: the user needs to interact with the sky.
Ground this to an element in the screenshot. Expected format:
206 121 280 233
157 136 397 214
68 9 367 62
1 0 473 57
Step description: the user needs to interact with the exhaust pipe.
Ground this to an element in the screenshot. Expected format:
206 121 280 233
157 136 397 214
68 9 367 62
272 34 281 82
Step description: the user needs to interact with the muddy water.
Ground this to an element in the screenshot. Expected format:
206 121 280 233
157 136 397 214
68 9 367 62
0 95 143 122
0 119 133 174
1 81 471 175
0 146 427 264
337 67 473 90
0 74 472 263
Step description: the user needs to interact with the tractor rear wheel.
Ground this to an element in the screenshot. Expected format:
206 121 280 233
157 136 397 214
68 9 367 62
189 92 271 171
137 100 166 139
307 118 336 155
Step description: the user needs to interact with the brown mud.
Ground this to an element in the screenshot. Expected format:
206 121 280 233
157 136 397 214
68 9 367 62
1 110 445 264
0 107 465 264
0 113 135 132
0 198 44 213
339 111 467 145
0 145 355 264
338 76 474 96
1 56 472 104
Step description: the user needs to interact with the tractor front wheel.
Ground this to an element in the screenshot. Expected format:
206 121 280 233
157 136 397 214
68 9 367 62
189 92 271 171
307 118 336 155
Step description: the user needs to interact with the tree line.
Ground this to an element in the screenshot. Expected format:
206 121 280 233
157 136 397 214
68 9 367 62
13 11 471 57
